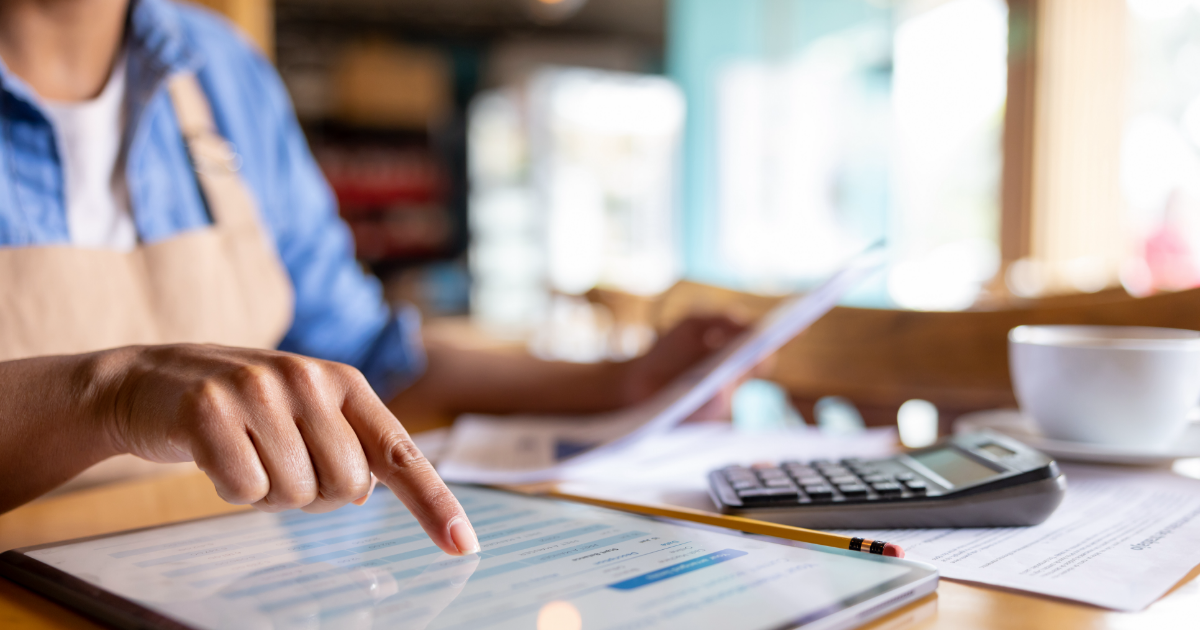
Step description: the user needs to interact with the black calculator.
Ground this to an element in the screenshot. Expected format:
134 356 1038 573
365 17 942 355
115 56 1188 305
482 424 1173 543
707 431 1066 529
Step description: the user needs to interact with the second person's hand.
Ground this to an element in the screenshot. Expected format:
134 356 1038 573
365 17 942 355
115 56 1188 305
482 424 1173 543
619 315 774 420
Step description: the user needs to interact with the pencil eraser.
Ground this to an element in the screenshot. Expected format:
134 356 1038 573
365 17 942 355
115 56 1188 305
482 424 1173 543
882 543 904 558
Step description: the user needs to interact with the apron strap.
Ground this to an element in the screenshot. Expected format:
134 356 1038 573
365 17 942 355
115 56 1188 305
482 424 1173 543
166 73 256 230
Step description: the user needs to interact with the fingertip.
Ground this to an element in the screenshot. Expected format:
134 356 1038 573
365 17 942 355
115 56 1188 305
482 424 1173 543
883 543 904 558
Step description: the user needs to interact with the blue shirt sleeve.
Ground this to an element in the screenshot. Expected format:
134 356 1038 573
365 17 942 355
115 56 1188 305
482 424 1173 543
190 14 426 399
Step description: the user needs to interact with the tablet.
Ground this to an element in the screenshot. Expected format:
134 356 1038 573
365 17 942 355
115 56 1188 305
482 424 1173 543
0 485 936 630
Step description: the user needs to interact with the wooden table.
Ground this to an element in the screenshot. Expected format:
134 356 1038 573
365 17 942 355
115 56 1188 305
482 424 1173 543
2 469 1199 630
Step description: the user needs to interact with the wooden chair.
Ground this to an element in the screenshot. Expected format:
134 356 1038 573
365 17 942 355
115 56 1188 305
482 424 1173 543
634 281 1200 432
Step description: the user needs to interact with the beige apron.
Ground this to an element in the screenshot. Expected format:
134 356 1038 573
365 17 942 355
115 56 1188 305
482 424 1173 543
0 74 295 489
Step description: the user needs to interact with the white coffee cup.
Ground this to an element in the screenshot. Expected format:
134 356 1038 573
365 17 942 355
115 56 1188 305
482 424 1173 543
1008 325 1200 449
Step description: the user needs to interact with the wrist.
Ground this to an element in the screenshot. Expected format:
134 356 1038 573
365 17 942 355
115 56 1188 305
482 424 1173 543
70 346 141 458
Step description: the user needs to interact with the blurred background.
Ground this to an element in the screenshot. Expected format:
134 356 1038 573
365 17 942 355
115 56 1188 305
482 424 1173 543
196 0 1200 436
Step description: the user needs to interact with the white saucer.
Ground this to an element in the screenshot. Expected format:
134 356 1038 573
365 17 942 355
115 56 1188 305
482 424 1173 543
954 409 1200 466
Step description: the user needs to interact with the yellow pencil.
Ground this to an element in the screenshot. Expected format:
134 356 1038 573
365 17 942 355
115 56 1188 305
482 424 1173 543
547 490 905 558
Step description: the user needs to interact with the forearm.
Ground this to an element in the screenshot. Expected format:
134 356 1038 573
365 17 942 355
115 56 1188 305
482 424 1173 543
0 352 122 513
387 315 750 424
388 342 632 420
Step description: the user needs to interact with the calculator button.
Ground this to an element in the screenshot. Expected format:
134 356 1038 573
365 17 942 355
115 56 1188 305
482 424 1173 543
837 483 868 497
860 474 888 484
871 482 902 495
795 476 825 486
802 485 834 500
737 488 800 504
894 472 916 482
764 478 796 489
903 480 927 493
819 465 851 475
827 475 859 486
730 480 759 490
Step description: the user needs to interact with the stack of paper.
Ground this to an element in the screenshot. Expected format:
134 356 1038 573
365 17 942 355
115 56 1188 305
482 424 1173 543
844 464 1200 611
537 429 1200 612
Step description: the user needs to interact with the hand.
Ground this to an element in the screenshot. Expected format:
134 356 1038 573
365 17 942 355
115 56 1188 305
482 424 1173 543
90 344 479 556
620 315 773 420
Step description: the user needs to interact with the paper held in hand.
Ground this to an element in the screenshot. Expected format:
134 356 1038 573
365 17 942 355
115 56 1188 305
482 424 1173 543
436 248 886 485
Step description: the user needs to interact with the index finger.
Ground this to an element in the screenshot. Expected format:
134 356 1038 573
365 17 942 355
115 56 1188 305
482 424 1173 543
338 371 479 556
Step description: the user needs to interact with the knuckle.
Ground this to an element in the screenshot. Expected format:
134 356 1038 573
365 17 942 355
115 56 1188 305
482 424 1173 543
181 379 222 415
277 355 325 392
380 433 428 475
230 364 278 406
180 381 230 433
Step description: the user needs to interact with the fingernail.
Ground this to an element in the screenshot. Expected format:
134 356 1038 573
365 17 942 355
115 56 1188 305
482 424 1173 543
352 475 377 506
448 517 480 555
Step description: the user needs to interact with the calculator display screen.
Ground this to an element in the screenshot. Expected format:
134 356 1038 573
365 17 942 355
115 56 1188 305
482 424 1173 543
910 448 1003 487
979 442 1017 459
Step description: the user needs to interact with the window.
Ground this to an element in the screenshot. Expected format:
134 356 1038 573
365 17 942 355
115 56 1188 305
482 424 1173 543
669 0 1009 309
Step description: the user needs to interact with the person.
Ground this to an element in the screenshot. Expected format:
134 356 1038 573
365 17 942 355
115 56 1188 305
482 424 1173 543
0 0 746 558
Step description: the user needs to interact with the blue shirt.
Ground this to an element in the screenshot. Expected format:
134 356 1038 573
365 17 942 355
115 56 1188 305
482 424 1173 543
0 0 425 398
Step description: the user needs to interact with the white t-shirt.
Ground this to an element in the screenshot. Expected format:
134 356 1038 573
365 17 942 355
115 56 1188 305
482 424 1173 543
41 56 138 251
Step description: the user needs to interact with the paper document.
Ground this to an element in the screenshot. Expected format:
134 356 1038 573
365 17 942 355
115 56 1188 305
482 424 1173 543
437 250 886 484
844 464 1200 611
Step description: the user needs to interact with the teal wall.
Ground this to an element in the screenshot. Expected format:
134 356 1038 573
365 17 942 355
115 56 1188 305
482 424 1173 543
667 0 893 292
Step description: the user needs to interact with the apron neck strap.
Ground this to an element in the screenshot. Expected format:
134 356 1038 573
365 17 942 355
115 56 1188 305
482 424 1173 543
166 72 217 138
166 73 253 229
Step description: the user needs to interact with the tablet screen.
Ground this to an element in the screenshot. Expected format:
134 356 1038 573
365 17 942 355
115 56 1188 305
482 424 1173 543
17 485 929 629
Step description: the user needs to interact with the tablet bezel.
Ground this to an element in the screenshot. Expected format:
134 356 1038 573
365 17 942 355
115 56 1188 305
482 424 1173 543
0 485 937 630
